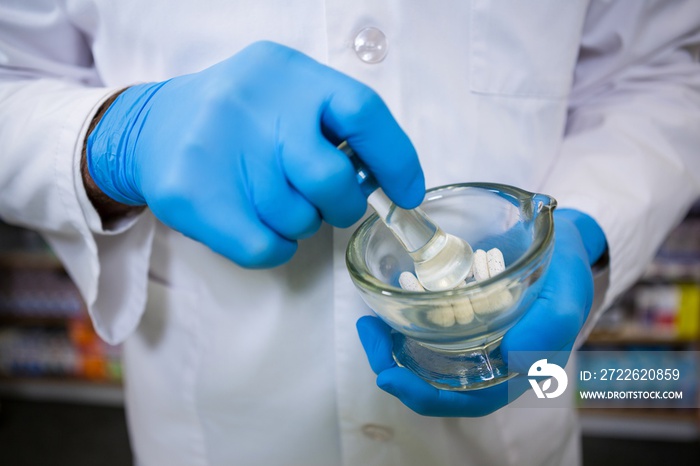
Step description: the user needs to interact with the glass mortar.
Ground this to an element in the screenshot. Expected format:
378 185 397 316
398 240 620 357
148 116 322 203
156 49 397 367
346 183 556 390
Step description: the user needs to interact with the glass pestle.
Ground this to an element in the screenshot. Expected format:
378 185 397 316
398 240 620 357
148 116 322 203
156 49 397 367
339 142 474 291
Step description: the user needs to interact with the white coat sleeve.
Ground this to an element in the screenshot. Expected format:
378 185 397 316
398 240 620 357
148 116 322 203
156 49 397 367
540 0 700 337
0 2 155 344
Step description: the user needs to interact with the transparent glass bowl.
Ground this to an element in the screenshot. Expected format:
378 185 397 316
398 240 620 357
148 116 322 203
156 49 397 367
346 183 556 390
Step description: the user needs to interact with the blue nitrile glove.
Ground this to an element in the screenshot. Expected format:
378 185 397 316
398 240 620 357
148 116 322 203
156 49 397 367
87 41 424 268
357 208 607 416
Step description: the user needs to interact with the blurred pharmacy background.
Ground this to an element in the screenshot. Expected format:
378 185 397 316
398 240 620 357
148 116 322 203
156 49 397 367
1 204 699 465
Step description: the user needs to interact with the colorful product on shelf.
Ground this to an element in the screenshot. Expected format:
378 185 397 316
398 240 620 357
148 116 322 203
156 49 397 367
0 321 122 382
0 220 122 383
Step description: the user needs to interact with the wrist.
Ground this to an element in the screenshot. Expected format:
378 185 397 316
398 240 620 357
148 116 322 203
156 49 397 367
86 82 164 207
81 89 145 225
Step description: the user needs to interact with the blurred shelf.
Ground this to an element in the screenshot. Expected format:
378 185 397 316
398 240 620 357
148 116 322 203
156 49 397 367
0 377 123 406
579 408 700 441
585 329 698 347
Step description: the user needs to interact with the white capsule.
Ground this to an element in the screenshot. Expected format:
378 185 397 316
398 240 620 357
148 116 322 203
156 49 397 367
472 249 490 282
427 306 456 327
399 271 425 292
469 293 492 315
472 284 514 317
488 286 514 312
486 248 506 277
452 299 475 325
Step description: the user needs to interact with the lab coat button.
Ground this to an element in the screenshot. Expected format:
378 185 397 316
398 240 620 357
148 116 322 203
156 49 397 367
361 423 394 441
353 27 388 63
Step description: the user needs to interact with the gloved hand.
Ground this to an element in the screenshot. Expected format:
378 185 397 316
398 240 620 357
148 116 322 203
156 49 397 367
87 41 425 268
357 208 607 416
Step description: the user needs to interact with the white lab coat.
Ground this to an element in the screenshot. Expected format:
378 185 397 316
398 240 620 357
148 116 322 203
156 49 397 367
1 1 699 465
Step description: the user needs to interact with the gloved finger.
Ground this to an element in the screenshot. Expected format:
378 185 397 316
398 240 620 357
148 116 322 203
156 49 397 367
356 315 396 374
501 217 593 373
245 153 322 240
555 208 607 266
281 135 368 228
152 190 299 269
320 83 425 209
